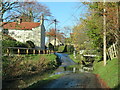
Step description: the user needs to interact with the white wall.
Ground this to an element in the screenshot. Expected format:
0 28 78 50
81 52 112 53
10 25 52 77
6 25 45 49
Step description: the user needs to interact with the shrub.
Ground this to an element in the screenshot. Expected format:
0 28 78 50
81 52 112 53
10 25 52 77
64 45 74 54
58 46 65 52
2 54 57 80
2 34 29 54
48 43 54 50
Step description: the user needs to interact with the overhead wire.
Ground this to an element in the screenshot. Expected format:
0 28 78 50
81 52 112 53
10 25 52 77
45 3 87 33
57 3 87 30
57 5 81 29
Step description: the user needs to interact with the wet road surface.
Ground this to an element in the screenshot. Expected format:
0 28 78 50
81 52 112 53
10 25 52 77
44 72 102 88
52 53 77 74
42 53 102 88
55 53 76 66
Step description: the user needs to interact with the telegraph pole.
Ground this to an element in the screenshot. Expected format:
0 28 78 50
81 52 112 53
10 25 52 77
117 1 120 59
0 2 2 90
54 19 57 51
0 1 3 31
103 0 106 66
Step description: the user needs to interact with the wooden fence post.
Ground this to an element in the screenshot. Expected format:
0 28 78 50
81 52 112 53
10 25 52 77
108 48 112 60
33 49 35 54
113 43 117 58
49 50 50 54
51 50 53 53
18 49 20 55
112 46 114 59
43 50 45 54
47 50 49 54
50 50 52 54
38 50 41 54
7 48 9 55
111 46 114 59
26 49 29 55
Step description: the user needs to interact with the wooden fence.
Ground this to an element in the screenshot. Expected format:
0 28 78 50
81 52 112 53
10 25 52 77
5 47 54 55
107 42 119 60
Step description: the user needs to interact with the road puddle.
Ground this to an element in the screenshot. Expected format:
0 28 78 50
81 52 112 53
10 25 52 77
50 71 72 77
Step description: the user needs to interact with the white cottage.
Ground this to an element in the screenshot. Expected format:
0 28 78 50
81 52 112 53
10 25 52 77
46 37 64 47
2 16 45 50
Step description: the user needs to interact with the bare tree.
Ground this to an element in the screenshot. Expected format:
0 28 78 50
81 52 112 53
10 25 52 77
0 0 20 22
14 1 51 22
0 0 51 22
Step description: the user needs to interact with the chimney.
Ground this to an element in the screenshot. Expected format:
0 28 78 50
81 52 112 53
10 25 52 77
17 18 22 24
40 14 44 25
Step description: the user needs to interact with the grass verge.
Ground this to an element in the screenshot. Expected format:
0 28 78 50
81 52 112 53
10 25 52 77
69 54 81 64
93 58 119 89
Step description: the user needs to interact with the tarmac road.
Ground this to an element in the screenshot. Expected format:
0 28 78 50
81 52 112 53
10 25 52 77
55 53 76 66
42 53 102 88
44 72 102 88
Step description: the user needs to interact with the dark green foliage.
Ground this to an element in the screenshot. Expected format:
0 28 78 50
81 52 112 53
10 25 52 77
67 45 74 54
2 40 28 54
54 46 59 51
63 45 67 52
26 41 35 48
63 45 74 54
58 45 66 52
2 40 28 48
2 34 28 54
48 43 54 50
83 2 119 59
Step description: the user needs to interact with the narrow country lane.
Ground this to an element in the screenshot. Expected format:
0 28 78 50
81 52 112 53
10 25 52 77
42 53 103 88
44 72 102 88
55 53 76 66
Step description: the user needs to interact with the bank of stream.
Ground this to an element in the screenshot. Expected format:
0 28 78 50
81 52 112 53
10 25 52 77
2 54 59 89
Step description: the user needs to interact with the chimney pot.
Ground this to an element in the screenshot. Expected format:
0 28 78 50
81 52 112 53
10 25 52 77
17 18 22 24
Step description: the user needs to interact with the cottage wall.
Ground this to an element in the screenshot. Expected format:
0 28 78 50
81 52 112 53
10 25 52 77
46 37 63 47
6 25 45 49
2 15 45 50
8 29 33 43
